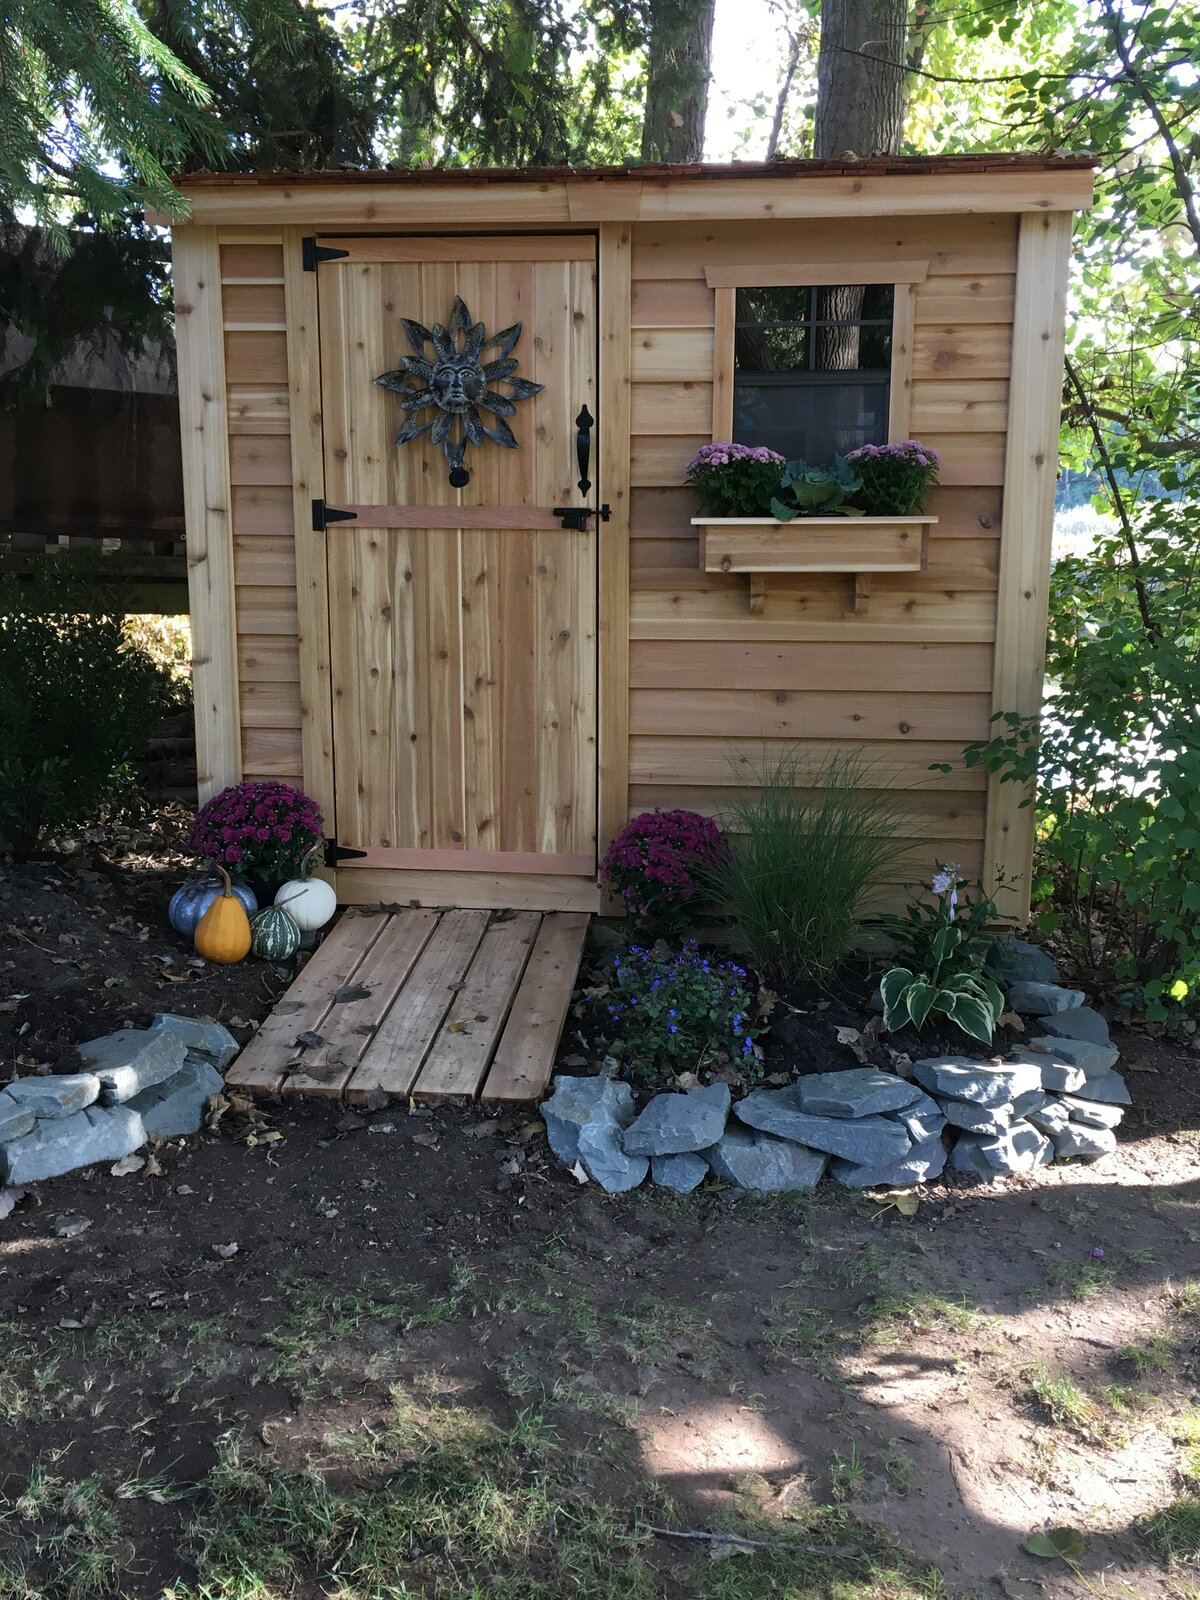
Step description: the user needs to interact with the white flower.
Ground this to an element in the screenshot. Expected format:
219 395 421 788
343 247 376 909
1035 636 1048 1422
930 863 959 896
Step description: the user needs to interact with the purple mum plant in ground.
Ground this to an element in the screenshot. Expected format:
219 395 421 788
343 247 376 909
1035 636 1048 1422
188 780 325 880
846 439 940 516
601 808 729 933
684 441 787 518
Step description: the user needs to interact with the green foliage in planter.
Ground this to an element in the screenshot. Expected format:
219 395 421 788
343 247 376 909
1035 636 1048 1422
0 570 174 854
770 456 862 521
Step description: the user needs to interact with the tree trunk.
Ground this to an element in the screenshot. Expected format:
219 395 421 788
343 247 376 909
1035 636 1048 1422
814 0 909 159
641 0 717 164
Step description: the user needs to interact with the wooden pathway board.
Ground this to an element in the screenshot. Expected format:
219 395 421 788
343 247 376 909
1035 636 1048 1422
413 911 542 1103
345 909 490 1105
225 913 389 1095
482 913 591 1105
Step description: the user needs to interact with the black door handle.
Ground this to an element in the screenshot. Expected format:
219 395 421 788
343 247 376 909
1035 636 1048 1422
574 404 594 497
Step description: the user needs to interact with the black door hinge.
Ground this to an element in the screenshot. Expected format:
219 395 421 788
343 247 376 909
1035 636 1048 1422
302 237 351 272
552 503 612 531
324 838 369 866
312 499 358 531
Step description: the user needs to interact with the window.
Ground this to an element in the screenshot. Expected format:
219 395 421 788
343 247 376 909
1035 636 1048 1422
731 283 894 462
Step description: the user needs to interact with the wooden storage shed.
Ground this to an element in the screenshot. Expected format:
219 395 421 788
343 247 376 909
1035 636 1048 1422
168 155 1094 921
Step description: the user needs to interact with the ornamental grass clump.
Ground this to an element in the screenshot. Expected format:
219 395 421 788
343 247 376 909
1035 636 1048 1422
846 440 940 515
683 442 786 517
188 780 324 880
601 808 729 933
599 939 761 1081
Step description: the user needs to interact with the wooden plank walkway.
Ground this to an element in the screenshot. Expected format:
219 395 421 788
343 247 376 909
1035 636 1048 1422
226 908 589 1106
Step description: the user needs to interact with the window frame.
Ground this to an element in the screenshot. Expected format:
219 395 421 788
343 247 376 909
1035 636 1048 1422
705 259 929 450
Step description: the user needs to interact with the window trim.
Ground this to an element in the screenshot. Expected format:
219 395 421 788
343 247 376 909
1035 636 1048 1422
705 259 928 448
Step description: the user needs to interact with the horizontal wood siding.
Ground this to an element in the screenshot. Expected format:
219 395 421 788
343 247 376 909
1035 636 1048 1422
627 214 1016 904
220 240 304 787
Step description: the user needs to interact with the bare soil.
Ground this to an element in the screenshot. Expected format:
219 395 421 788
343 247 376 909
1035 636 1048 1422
2 819 1199 1599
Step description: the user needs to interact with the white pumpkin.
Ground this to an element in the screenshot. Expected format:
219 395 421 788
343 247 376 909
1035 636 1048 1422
275 875 337 932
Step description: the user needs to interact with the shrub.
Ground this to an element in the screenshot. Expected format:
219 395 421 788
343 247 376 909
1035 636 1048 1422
601 808 728 932
879 864 1007 1044
769 456 861 520
700 749 903 982
188 780 325 880
683 442 786 517
846 440 940 515
0 571 173 855
598 939 761 1080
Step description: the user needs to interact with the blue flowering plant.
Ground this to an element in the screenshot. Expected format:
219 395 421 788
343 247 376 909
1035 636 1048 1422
596 939 763 1083
878 863 1007 1045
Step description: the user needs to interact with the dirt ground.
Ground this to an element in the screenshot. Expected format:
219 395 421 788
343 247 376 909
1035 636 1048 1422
2 824 1200 1599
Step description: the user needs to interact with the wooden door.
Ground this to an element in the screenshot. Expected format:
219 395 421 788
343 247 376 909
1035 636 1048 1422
314 236 598 877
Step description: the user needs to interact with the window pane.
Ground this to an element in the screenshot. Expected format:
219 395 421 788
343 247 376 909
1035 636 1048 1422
733 378 890 462
734 321 808 370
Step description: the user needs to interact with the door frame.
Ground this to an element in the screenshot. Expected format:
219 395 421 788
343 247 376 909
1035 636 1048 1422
283 223 631 912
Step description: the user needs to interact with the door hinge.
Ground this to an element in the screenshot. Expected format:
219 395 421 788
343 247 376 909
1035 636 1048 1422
324 838 369 866
552 503 611 532
312 499 358 531
302 237 351 272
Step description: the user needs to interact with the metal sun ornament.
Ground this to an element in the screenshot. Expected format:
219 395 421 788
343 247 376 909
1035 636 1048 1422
373 296 544 487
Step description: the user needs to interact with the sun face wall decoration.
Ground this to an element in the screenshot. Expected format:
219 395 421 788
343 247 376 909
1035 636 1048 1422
373 295 545 487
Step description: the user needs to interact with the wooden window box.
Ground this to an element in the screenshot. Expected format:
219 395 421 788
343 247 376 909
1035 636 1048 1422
692 515 935 614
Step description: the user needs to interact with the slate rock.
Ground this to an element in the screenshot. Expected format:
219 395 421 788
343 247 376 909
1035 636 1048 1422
889 1090 947 1142
0 1092 37 1144
1011 1088 1051 1120
151 1013 239 1071
1034 1059 1087 1094
127 1060 223 1140
735 1087 911 1165
831 1131 948 1189
3 1073 101 1118
1059 1094 1125 1128
987 936 1059 984
706 1125 827 1191
1028 1036 1119 1077
912 1056 1042 1107
1069 1071 1130 1107
80 1027 188 1105
1025 1100 1071 1138
940 1098 1013 1137
651 1151 709 1194
1005 981 1086 1016
541 1075 635 1167
1052 1121 1118 1161
578 1118 648 1193
623 1083 730 1156
948 1122 1053 1178
1038 1007 1111 1046
0 1106 144 1184
794 1068 922 1119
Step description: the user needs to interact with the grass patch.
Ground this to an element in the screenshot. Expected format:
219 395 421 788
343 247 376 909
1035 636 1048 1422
1041 1256 1117 1301
1145 1495 1200 1564
1120 1328 1177 1377
0 1467 126 1600
1026 1364 1097 1432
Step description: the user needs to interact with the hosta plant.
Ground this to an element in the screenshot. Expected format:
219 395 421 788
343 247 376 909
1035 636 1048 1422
880 864 1007 1044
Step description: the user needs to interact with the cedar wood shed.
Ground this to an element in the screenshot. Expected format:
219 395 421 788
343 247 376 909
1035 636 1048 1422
167 155 1095 920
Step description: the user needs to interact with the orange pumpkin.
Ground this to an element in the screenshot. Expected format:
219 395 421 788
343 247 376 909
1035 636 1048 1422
194 865 252 964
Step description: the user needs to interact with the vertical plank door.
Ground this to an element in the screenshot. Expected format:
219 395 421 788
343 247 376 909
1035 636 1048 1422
312 236 599 881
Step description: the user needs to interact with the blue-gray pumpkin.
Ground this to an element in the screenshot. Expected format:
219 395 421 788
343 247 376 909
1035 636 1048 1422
250 904 302 962
169 876 258 938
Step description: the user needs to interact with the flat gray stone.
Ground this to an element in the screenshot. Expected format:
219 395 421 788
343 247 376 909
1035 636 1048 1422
0 1091 36 1144
1028 1036 1119 1077
623 1083 730 1156
151 1014 239 1071
1025 1100 1071 1137
1034 1059 1087 1094
913 1056 1042 1107
1006 980 1086 1016
1059 1094 1125 1128
1039 1007 1110 1046
949 1122 1053 1179
831 1131 947 1189
1069 1071 1130 1107
735 1087 911 1165
794 1068 922 1119
940 1098 1013 1137
1011 1088 1051 1120
0 1106 144 1184
706 1125 827 1191
578 1119 648 1192
126 1060 223 1139
541 1075 634 1168
651 1151 709 1194
987 936 1059 984
79 1027 187 1105
3 1073 101 1118
890 1090 946 1142
1052 1121 1118 1161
